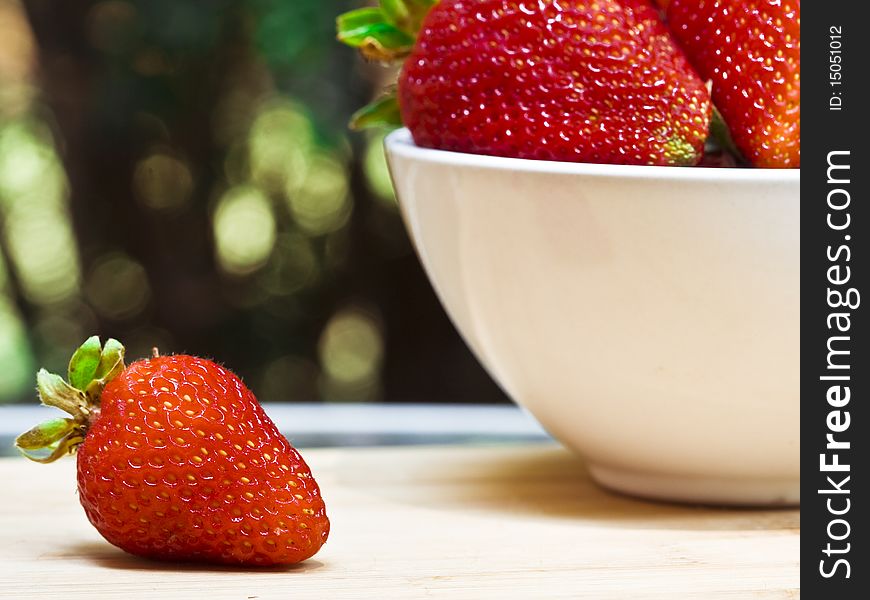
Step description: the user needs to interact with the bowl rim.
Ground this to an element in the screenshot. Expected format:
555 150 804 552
384 128 800 183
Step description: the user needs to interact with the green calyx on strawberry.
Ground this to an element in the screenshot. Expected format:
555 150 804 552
16 336 125 463
337 0 435 61
337 0 437 129
16 337 329 566
338 0 713 166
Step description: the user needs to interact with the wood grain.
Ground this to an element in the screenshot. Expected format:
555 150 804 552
0 444 799 599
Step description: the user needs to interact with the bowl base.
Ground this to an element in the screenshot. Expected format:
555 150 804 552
588 464 799 507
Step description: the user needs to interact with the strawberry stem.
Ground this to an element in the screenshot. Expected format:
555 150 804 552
15 337 126 463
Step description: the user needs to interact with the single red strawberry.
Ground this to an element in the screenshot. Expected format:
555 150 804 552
16 337 329 566
339 0 712 166
666 0 800 168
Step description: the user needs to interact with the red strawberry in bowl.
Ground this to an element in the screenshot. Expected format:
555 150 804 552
339 0 712 166
16 337 329 566
666 0 800 168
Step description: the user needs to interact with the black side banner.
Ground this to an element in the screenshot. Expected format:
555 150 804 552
802 3 867 596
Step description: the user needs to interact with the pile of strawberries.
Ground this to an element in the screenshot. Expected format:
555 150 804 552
338 0 800 168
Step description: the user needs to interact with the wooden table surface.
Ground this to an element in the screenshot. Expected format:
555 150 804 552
0 444 799 599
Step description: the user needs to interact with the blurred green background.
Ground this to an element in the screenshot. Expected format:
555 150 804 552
0 0 507 405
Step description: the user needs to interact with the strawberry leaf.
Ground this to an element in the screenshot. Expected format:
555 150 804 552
86 338 126 405
93 338 126 382
15 418 76 451
37 369 87 417
68 335 101 391
337 2 435 128
380 0 436 34
17 433 84 464
337 8 414 61
401 0 437 23
380 0 412 29
337 7 384 33
17 335 127 464
337 9 414 48
350 94 402 130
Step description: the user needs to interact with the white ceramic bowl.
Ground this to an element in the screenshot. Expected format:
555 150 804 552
385 129 799 506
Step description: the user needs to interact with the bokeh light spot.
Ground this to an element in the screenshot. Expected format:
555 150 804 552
0 0 36 118
318 307 384 398
248 99 313 193
286 151 351 236
5 209 80 304
0 297 33 401
0 120 81 305
213 185 276 275
0 120 60 200
133 152 194 212
85 252 151 320
260 233 318 296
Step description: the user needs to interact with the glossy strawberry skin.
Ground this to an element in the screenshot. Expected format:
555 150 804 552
667 0 800 168
398 0 711 165
76 355 329 566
